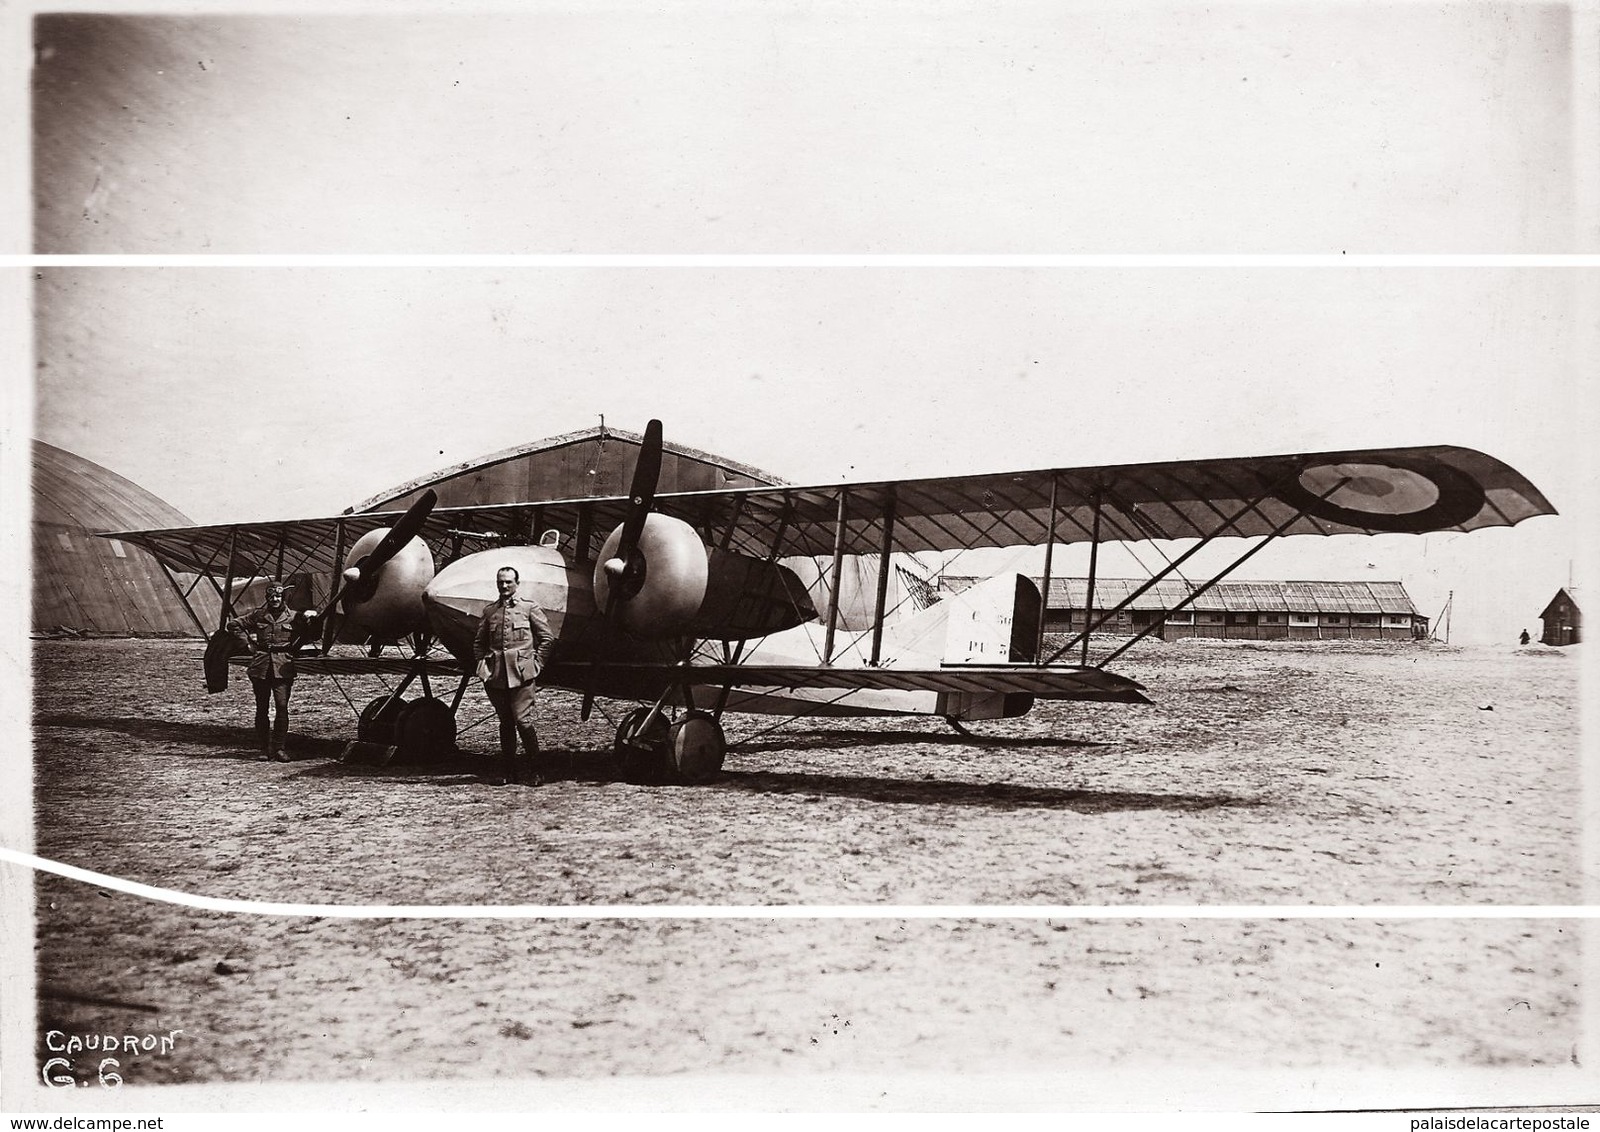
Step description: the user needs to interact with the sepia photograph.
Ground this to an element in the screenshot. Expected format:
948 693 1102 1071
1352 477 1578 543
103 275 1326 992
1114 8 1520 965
12 263 1593 1110
19 5 1597 255
4 0 1597 1119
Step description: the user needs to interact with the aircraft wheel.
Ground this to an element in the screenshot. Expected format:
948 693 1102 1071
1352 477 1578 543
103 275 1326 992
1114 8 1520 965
393 698 457 764
615 707 670 784
357 695 408 744
666 710 726 784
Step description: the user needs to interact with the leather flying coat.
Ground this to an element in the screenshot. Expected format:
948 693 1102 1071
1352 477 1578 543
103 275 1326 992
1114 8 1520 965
234 604 304 682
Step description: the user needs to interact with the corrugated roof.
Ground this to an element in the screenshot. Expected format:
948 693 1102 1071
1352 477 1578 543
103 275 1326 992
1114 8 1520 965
953 576 1419 616
1235 581 1290 612
1365 581 1417 614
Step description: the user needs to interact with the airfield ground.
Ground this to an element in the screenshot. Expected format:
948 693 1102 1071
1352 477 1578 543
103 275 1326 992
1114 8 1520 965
23 637 1586 1096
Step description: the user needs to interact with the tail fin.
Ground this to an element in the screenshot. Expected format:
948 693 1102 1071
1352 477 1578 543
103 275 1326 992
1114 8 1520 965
938 573 1043 720
941 572 1042 664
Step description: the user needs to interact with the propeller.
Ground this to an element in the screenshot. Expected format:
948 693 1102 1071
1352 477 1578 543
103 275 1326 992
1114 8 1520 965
600 418 663 608
296 489 438 651
582 419 663 719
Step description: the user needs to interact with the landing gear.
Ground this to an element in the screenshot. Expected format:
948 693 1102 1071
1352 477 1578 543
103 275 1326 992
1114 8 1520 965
393 697 458 763
347 694 459 765
614 706 725 785
615 706 671 784
667 710 726 783
944 715 974 738
357 694 409 743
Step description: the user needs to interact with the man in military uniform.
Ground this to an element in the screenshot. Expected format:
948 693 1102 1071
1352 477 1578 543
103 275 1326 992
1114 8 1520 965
473 566 557 786
229 580 316 761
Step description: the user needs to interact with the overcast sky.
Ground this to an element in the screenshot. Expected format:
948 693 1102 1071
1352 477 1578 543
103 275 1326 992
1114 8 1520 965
1 14 1596 1111
24 4 1597 253
7 5 1596 647
27 264 1593 645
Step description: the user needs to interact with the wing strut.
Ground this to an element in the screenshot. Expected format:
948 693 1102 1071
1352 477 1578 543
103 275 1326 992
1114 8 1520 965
1079 490 1104 666
822 489 849 662
1045 482 1287 663
1090 474 1354 668
1034 472 1060 665
718 494 747 551
151 558 209 637
764 497 793 565
322 518 347 654
158 530 234 619
220 527 239 628
868 488 897 666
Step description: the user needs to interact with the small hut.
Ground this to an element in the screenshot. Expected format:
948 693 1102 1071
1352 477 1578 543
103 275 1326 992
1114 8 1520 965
1539 588 1581 646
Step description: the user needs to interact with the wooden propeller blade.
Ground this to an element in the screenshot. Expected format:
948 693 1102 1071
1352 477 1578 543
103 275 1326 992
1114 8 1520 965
294 489 437 649
342 489 438 606
614 418 662 571
586 420 663 718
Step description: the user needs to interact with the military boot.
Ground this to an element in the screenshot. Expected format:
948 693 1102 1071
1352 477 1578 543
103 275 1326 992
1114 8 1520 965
519 731 545 786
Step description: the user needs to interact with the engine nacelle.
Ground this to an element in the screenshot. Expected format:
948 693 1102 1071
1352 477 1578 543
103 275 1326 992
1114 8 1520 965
594 513 817 641
594 514 708 638
339 526 435 640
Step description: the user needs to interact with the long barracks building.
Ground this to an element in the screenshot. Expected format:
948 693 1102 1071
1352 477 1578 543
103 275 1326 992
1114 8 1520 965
940 577 1428 641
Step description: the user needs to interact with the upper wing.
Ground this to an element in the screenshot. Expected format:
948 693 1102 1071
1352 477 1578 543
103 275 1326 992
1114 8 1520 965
106 444 1554 574
104 512 424 582
643 444 1555 558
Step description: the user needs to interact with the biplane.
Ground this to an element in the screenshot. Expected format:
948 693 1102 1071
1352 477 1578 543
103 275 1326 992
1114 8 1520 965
103 422 1555 783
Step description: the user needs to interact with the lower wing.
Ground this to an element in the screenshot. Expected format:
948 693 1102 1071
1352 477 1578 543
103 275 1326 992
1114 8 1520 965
548 661 1149 704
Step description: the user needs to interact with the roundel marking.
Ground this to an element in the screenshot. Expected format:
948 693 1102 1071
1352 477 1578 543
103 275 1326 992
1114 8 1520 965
1271 455 1485 533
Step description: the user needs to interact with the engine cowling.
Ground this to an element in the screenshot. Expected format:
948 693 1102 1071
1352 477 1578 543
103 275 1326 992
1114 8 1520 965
593 513 818 641
339 526 435 640
593 513 708 639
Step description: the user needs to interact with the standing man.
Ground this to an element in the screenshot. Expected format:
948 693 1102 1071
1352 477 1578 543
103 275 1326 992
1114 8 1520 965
474 566 557 786
229 579 316 761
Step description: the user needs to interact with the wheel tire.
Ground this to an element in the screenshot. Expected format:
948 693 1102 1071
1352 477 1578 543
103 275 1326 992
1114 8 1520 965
615 707 671 784
357 695 408 743
666 710 726 784
393 698 458 764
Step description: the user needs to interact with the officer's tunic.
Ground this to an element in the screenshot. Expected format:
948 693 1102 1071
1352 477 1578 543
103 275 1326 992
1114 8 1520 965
473 594 556 779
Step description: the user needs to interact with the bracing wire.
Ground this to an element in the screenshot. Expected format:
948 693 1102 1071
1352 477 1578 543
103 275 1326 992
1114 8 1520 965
722 687 869 747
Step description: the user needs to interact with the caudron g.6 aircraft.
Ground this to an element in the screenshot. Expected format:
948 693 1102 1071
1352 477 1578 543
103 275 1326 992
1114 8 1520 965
105 421 1554 783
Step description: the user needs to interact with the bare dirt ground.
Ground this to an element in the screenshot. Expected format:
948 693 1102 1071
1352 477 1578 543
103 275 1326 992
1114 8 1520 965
22 637 1585 1093
30 637 1580 906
